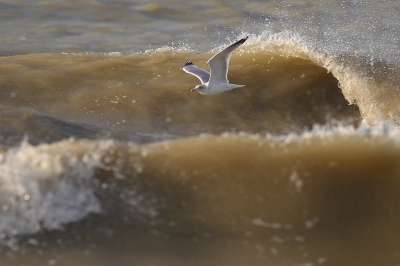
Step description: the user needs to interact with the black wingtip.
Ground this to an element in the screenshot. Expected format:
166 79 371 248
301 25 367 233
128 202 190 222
184 61 194 67
238 36 248 44
228 36 248 48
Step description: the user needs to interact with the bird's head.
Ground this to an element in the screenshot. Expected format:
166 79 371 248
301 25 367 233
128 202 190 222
191 84 206 93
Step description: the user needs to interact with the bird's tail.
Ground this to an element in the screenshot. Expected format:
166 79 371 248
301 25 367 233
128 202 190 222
230 84 245 89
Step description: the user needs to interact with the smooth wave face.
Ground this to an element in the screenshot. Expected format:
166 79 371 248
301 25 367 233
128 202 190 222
1 127 400 265
2 34 400 137
0 37 369 144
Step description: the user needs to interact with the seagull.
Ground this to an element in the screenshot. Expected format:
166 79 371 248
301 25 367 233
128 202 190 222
183 36 248 95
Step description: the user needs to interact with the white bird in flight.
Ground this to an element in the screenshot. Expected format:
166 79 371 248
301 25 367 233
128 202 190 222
183 36 248 95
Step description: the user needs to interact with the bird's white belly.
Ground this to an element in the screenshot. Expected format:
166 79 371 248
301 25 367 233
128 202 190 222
202 83 243 95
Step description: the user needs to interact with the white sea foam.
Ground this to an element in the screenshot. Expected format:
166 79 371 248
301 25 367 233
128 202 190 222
243 31 400 125
0 139 112 242
219 122 400 144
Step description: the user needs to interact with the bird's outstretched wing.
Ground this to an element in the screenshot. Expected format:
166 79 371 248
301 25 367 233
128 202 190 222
207 36 248 84
182 61 210 84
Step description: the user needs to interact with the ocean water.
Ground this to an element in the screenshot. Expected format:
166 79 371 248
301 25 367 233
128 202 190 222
1 0 400 265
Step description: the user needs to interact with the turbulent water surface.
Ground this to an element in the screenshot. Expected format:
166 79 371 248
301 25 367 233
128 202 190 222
1 1 400 266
